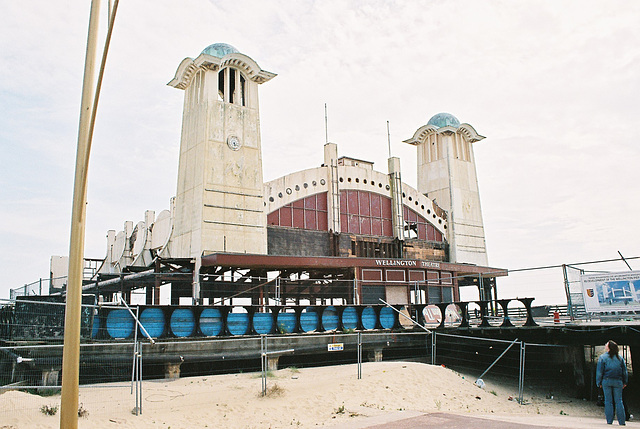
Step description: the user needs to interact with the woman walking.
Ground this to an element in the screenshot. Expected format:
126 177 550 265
596 340 628 425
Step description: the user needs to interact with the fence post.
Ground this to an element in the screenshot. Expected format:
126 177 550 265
135 341 140 415
260 335 267 396
139 341 143 414
431 332 436 365
518 341 526 404
131 306 139 395
357 332 362 379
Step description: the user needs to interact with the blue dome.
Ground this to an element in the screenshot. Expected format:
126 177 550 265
201 43 239 58
427 112 460 129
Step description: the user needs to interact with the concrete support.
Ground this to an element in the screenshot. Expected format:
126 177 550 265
164 362 182 380
368 349 383 362
564 346 587 397
631 345 639 384
267 356 279 371
41 369 59 386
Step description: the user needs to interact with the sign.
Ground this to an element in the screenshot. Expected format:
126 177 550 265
328 343 344 352
581 270 640 312
374 259 440 269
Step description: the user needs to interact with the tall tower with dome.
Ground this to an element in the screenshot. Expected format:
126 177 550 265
168 43 276 259
404 113 488 266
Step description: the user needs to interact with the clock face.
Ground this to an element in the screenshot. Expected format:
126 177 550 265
227 135 241 151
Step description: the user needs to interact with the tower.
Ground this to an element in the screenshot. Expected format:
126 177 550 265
404 113 488 265
168 43 276 258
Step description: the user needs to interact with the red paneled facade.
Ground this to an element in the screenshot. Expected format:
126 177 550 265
267 190 444 243
403 206 443 242
267 192 328 230
340 190 393 237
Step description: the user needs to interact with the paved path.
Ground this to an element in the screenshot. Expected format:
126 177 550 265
331 411 640 429
362 413 558 428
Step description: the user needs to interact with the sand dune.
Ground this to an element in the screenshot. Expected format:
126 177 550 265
0 361 620 428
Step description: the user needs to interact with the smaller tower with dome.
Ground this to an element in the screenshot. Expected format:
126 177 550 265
404 113 488 266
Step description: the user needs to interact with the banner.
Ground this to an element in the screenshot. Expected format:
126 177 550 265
581 270 640 312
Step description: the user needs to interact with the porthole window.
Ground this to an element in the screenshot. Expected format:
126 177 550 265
363 179 367 184
402 192 406 198
379 183 383 188
433 214 436 218
444 225 447 229
421 205 425 210
286 188 292 195
438 219 442 224
339 177 344 183
347 178 352 182
320 179 326 185
415 201 419 206
371 181 375 186
385 185 390 190
312 180 317 186
269 196 274 202
303 183 308 188
427 209 431 214
295 185 300 191
355 178 360 183
408 196 412 201
278 192 283 198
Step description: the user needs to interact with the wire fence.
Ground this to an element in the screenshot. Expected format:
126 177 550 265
1 292 633 422
0 329 598 420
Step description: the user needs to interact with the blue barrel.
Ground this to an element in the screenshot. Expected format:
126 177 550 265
170 308 195 337
227 311 249 336
106 309 134 339
341 307 358 330
276 311 296 333
300 308 319 333
321 306 339 331
91 313 100 338
361 306 377 330
379 306 396 329
199 308 223 336
139 308 165 338
252 311 273 335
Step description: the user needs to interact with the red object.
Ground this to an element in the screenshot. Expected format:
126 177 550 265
553 310 560 323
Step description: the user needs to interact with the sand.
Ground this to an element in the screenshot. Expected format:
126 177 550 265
0 361 632 428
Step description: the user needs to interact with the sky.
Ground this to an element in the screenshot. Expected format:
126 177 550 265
1 0 639 304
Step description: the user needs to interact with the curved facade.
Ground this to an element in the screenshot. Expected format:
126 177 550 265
263 145 448 261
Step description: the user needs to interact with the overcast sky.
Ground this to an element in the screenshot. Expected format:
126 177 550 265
1 0 639 303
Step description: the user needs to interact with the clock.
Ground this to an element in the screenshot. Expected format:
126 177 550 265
227 135 241 151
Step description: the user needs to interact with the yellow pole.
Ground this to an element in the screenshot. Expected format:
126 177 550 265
60 1 101 427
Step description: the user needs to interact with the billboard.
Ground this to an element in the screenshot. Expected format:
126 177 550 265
581 270 640 312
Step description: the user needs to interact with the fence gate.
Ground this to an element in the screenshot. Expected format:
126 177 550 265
563 264 586 319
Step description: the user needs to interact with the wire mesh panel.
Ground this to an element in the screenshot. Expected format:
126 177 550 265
0 342 137 419
431 333 522 379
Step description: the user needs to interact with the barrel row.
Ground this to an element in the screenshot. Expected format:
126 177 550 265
96 305 399 340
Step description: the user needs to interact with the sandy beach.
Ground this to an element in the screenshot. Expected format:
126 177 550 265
0 361 633 428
